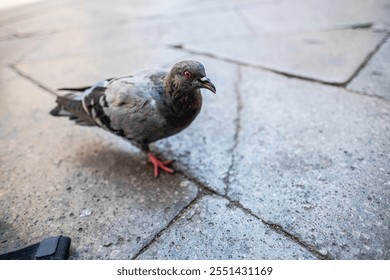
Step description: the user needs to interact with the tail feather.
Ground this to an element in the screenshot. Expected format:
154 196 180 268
57 86 92 92
50 93 95 126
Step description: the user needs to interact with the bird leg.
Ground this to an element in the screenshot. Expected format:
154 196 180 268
147 152 175 178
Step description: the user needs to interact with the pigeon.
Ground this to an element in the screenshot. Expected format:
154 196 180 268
50 60 216 177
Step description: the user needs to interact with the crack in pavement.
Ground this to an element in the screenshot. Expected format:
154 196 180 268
132 191 204 260
344 35 389 86
173 43 390 104
9 64 58 96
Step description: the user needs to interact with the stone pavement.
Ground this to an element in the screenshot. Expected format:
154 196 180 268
0 0 389 260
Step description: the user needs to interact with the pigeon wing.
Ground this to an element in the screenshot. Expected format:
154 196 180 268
51 71 169 146
101 71 169 145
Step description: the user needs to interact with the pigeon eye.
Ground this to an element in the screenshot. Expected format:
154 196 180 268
183 71 192 78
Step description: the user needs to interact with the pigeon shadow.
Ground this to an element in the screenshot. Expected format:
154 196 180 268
70 140 182 192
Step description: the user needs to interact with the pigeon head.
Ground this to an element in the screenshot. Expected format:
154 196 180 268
167 60 216 94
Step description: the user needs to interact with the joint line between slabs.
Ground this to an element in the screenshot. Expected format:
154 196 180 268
8 64 58 96
132 192 204 259
223 65 243 196
173 45 390 103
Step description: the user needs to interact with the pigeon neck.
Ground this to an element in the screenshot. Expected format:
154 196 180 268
164 87 201 107
163 74 189 104
161 77 202 128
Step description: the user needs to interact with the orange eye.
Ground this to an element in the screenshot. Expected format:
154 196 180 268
184 71 192 78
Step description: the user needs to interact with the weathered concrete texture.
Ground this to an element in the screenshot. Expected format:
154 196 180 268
0 68 198 259
187 29 386 84
138 195 316 259
227 66 390 259
0 0 77 24
348 39 390 100
239 0 390 33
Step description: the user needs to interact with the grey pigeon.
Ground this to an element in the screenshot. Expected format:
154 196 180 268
50 60 216 177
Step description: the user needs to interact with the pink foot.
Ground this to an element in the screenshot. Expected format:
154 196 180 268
148 152 175 178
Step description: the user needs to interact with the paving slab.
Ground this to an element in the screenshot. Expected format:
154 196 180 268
2 4 123 35
226 66 390 259
0 67 199 259
84 0 271 22
138 195 316 259
186 29 386 84
1 0 389 261
19 10 252 61
347 39 390 100
239 0 390 33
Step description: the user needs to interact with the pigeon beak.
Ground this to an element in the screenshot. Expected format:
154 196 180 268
199 77 216 94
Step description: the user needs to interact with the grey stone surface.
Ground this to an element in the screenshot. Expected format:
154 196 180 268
227 66 390 259
0 36 41 64
348 39 390 100
0 0 389 260
239 0 390 33
187 29 386 84
138 195 316 259
0 68 198 259
2 4 124 35
16 53 238 195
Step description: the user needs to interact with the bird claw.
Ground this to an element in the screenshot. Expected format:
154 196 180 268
148 152 175 178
